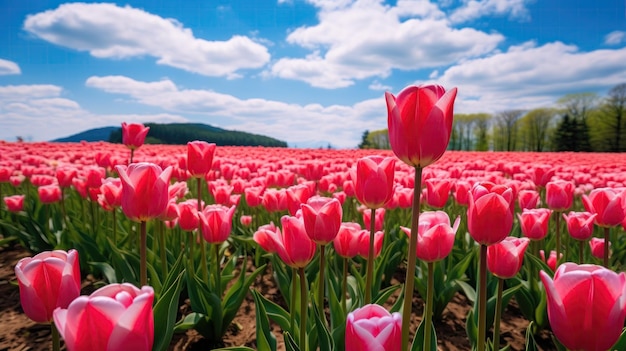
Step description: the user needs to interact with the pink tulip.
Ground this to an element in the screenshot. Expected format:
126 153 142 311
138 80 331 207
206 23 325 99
467 183 514 245
540 263 626 351
210 182 234 205
38 184 62 204
385 84 457 168
589 237 610 260
177 199 200 231
116 163 172 222
53 283 154 351
4 194 25 212
424 178 454 208
253 222 282 254
354 156 395 209
362 208 385 232
563 211 597 241
582 187 626 227
199 204 236 244
286 184 312 216
301 196 343 245
357 229 384 259
244 185 265 207
545 180 575 211
240 214 252 227
186 141 216 178
527 165 555 188
345 304 402 351
400 211 460 262
453 180 471 206
121 122 150 150
540 250 561 271
14 249 81 323
333 222 363 259
97 177 122 211
517 189 540 210
517 208 552 240
274 215 317 268
56 167 77 188
487 237 530 279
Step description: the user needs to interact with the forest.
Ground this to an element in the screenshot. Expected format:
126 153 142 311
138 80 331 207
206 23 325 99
360 83 626 152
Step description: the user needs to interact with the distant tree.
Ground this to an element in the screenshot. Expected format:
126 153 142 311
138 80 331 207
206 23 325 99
493 110 524 151
368 129 390 149
358 130 372 149
557 93 598 151
472 113 491 151
593 83 626 152
519 108 556 151
553 114 580 151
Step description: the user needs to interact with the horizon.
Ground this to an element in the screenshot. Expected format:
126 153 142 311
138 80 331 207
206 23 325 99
1 0 625 148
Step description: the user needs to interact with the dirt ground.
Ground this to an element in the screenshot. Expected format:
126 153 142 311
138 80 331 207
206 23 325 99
0 243 557 351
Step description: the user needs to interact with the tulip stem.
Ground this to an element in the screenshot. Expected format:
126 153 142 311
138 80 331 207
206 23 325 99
159 221 168 277
317 244 326 324
188 231 195 277
401 166 423 351
291 267 297 332
112 210 117 246
298 267 308 351
555 212 561 268
477 244 487 351
51 322 60 351
213 243 221 297
129 148 134 165
197 177 209 283
424 261 434 351
603 227 610 267
60 188 68 229
493 277 504 349
140 220 147 286
578 240 584 264
342 257 348 315
364 208 376 304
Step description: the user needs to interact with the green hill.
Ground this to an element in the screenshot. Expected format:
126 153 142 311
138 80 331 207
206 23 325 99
58 123 288 147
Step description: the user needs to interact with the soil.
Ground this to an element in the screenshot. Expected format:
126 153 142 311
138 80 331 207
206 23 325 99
0 243 557 351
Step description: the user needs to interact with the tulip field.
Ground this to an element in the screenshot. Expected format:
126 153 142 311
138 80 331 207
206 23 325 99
2 136 626 351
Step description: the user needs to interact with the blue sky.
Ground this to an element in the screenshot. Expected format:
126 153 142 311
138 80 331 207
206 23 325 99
1 0 625 148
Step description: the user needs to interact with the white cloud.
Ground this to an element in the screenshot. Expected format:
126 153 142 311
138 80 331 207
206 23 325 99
604 31 626 45
449 0 532 24
0 84 187 142
270 0 503 88
434 41 626 113
86 75 387 148
368 80 392 91
23 3 271 77
0 59 20 75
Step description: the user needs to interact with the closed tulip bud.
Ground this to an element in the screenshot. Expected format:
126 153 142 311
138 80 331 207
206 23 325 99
301 196 343 245
582 188 626 227
274 215 316 268
38 184 62 204
540 263 626 351
186 141 216 178
333 222 363 259
453 180 471 206
424 178 454 208
56 167 77 188
286 184 312 216
563 211 597 241
401 211 459 262
121 122 150 150
546 180 575 211
253 222 282 254
346 304 402 351
487 237 530 279
199 204 236 244
385 84 457 168
244 185 265 207
354 156 395 209
357 229 384 259
362 208 385 232
517 208 552 240
517 189 540 210
589 237 609 260
240 214 252 227
53 283 154 351
177 200 200 231
467 183 514 245
116 163 172 222
4 194 25 212
14 249 81 323
98 177 122 211
540 250 561 271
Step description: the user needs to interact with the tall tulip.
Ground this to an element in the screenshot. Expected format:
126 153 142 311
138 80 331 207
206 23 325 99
200 204 236 295
563 211 597 263
546 180 575 268
517 208 552 241
589 237 609 261
517 189 540 210
386 83 457 351
53 283 154 351
582 187 626 266
540 263 626 351
424 178 454 208
121 122 149 163
186 141 216 178
345 304 402 351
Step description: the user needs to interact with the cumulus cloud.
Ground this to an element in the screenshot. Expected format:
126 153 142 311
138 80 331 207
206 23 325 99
270 0 503 88
23 3 270 77
368 80 392 91
604 30 626 45
0 59 20 75
0 83 187 142
449 0 533 24
86 75 387 147
434 41 626 113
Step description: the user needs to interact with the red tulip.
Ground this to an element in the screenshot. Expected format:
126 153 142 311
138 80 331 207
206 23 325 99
38 184 62 204
210 182 234 205
401 211 459 262
357 229 384 259
362 207 385 232
517 208 552 240
540 263 626 351
354 156 395 209
4 194 25 212
177 200 200 231
487 237 530 279
301 196 343 245
345 304 402 351
546 180 575 212
244 185 265 207
589 237 609 260
333 222 363 259
97 177 122 211
385 84 457 168
424 178 454 208
286 184 312 216
563 211 597 241
115 163 172 222
56 167 77 188
540 250 561 271
582 187 626 227
199 204 236 244
121 122 150 150
253 222 282 254
53 283 154 351
517 189 540 210
186 141 216 178
453 180 471 206
467 183 514 245
527 165 555 188
14 249 81 323
274 215 316 268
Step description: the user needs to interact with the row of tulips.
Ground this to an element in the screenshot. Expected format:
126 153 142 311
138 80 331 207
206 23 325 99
1 85 626 351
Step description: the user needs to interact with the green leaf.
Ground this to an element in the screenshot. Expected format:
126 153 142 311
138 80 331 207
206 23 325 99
456 280 476 303
251 289 277 351
250 287 292 332
611 328 626 351
152 268 185 351
173 312 203 332
524 322 538 351
284 331 301 351
87 261 118 284
411 319 438 351
186 270 224 339
373 284 402 306
222 264 266 329
312 299 334 351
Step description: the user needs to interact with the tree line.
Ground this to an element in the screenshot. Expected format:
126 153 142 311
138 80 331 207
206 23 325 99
360 83 626 152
